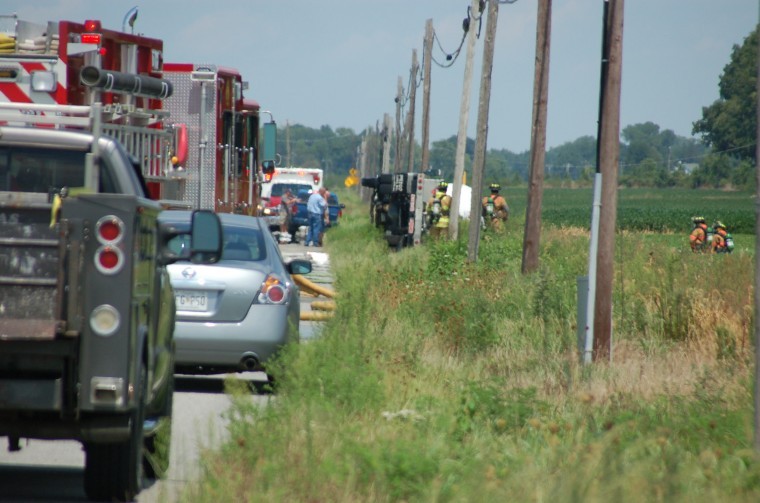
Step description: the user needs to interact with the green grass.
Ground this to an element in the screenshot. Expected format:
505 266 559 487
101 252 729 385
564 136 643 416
184 188 760 502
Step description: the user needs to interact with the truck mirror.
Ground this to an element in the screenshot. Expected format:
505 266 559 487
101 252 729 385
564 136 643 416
262 121 277 165
190 210 223 264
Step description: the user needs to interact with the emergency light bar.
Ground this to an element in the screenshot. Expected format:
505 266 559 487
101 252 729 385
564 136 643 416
81 33 101 45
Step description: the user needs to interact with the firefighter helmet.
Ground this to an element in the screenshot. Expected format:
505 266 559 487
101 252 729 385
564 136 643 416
692 216 705 224
438 181 449 191
489 183 501 192
714 220 726 230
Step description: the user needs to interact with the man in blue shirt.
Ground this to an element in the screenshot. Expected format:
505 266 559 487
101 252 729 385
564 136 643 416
305 187 327 247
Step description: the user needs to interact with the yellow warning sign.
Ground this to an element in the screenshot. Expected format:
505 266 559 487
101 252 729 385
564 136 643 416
344 175 359 188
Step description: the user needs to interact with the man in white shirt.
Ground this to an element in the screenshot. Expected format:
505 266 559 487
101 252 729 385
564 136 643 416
305 187 327 247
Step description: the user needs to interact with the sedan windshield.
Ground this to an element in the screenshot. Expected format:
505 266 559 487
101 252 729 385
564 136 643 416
167 223 267 262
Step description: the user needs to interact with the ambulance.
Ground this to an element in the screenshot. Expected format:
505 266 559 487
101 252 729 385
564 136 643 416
260 166 323 232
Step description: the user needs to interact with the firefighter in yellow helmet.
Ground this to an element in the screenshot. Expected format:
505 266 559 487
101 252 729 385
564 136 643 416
426 181 452 239
482 183 509 231
689 216 708 253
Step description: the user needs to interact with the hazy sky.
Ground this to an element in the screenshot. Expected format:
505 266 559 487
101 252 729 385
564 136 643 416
4 0 758 152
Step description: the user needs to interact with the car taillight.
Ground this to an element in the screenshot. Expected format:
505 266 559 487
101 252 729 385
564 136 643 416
94 215 125 275
257 274 288 305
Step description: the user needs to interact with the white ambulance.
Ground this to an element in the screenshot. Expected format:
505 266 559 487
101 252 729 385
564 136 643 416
260 166 324 233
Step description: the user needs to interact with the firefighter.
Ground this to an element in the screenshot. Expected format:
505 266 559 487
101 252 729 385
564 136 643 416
426 181 452 239
482 182 509 231
711 221 732 253
689 216 708 253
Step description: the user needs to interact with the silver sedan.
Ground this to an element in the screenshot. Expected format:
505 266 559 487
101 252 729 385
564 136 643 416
158 211 312 376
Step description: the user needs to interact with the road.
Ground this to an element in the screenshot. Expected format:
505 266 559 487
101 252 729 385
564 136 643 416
0 241 331 502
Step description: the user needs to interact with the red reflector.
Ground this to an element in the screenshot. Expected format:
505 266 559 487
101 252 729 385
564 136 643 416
84 20 102 32
81 33 101 45
99 248 120 269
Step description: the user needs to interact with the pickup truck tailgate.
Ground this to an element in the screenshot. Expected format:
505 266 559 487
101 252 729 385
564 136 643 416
0 198 62 340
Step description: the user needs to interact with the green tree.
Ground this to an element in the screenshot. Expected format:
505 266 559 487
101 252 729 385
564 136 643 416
693 26 758 161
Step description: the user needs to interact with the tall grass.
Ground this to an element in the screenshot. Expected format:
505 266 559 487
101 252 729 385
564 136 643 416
185 189 760 502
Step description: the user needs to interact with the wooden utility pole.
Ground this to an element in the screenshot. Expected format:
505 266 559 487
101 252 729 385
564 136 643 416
285 120 291 167
420 19 434 174
359 135 369 201
394 76 403 173
406 49 419 173
382 113 392 174
467 0 498 263
521 0 553 274
754 0 760 451
593 0 624 361
450 0 480 241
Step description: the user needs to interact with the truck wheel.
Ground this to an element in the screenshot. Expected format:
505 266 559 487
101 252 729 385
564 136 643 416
143 372 173 479
83 366 146 502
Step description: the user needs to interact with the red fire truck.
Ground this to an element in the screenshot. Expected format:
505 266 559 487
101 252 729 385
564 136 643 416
163 63 265 214
0 14 274 214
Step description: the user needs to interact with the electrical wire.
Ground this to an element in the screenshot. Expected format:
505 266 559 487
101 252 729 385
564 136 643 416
431 3 483 69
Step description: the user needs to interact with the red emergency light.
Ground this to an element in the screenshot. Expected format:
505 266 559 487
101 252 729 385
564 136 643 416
313 175 320 185
84 20 102 32
81 33 102 45
263 172 273 183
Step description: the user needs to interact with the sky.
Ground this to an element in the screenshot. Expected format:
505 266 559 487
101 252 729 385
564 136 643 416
4 0 758 152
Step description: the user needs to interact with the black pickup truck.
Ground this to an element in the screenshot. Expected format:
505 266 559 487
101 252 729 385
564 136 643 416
0 115 222 501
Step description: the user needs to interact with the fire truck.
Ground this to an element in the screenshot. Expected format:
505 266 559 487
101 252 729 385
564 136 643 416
0 14 275 214
163 63 268 214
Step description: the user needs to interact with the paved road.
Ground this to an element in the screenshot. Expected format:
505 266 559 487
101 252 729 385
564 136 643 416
0 243 331 502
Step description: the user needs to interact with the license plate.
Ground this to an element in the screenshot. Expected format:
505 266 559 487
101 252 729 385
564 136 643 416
175 290 208 312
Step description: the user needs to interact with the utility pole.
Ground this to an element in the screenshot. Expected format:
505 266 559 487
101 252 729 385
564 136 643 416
359 134 369 202
394 76 403 173
593 0 624 361
406 49 419 173
467 0 498 263
285 120 291 167
382 113 392 174
521 0 553 274
420 19 433 174
754 0 760 452
450 0 480 241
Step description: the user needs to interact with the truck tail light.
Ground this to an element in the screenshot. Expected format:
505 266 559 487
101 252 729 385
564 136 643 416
96 215 124 244
90 304 121 337
256 274 288 305
94 215 125 274
313 175 320 185
95 245 124 274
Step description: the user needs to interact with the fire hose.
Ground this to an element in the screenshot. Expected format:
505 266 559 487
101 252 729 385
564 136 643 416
293 274 336 321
